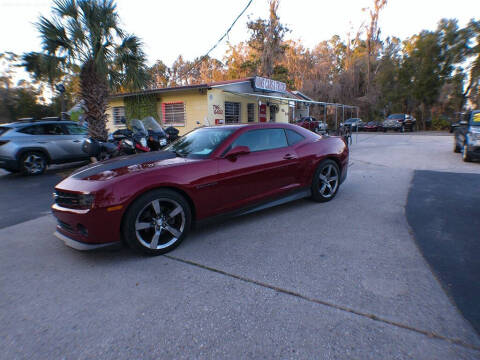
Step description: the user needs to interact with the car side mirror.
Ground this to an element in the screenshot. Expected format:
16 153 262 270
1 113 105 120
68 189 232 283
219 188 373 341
224 146 250 159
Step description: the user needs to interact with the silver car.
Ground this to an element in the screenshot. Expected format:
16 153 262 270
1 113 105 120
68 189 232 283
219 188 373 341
0 120 89 175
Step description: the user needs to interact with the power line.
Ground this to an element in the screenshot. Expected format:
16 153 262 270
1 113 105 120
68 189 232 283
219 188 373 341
182 0 254 79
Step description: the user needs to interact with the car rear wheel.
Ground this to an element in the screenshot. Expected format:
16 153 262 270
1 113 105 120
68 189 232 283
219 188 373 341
123 189 191 255
20 152 47 175
311 160 340 202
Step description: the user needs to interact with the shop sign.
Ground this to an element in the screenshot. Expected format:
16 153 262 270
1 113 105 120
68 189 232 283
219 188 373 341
213 105 223 115
254 76 286 93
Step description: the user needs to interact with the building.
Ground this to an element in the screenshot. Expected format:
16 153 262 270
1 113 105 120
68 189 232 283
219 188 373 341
106 76 297 135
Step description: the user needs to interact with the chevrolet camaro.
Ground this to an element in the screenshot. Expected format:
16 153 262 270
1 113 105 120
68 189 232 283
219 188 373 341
52 123 349 255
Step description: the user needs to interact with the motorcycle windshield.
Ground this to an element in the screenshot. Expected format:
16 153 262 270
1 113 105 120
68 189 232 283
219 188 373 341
142 116 165 135
131 119 148 136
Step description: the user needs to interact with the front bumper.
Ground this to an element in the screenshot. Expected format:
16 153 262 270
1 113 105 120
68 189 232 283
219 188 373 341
466 144 480 159
0 157 19 171
54 231 118 250
52 203 123 248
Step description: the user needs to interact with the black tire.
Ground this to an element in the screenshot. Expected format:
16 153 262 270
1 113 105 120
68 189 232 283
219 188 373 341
20 151 47 176
454 140 461 153
462 144 472 162
311 159 340 202
122 189 192 255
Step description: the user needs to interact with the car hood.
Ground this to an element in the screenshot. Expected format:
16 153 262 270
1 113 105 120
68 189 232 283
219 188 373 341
71 151 190 181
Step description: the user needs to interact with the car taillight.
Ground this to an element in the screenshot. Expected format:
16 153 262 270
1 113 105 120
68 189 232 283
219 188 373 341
397 119 403 122
0 140 10 146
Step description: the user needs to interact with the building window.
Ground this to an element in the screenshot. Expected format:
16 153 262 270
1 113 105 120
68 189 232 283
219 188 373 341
162 102 186 126
113 106 125 125
225 102 241 124
247 103 255 122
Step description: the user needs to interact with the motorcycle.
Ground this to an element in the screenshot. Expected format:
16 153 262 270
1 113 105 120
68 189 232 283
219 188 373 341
111 117 178 151
116 119 151 155
82 119 151 162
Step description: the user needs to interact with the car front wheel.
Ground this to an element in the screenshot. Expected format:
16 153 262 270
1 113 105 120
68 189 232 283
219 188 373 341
311 160 340 202
123 189 192 255
20 152 47 175
462 144 472 162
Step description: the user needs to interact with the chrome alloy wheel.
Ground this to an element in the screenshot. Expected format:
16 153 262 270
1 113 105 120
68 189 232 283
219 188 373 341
318 164 339 198
23 154 46 174
134 198 185 250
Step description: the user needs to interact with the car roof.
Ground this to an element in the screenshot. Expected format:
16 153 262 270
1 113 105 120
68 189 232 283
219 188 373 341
1 120 77 128
202 123 294 131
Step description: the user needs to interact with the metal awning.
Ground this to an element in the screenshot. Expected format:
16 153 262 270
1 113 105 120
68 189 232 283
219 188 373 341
223 91 358 109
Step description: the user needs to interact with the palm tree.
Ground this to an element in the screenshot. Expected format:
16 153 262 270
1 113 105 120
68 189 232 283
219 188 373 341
23 0 148 140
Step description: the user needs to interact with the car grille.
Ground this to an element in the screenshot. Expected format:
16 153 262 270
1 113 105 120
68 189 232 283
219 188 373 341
54 190 82 208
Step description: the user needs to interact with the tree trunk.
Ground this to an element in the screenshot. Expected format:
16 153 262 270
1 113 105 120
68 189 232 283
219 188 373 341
80 59 108 141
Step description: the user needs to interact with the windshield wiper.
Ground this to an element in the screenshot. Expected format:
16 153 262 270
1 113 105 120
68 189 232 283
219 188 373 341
171 149 186 158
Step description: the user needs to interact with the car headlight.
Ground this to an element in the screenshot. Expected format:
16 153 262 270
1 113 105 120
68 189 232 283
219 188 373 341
467 128 480 142
140 138 147 147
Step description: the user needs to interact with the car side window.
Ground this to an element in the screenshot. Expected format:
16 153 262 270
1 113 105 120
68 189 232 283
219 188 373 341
42 124 66 135
285 129 305 146
18 125 46 135
232 129 288 152
65 124 88 135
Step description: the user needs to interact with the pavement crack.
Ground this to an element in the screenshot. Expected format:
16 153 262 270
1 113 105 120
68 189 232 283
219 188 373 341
164 254 480 352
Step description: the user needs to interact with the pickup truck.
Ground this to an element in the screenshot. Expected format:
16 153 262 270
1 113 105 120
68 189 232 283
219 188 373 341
294 116 327 133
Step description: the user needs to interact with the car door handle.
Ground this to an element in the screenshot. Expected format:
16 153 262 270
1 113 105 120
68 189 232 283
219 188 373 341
283 154 297 160
37 141 48 144
73 140 81 143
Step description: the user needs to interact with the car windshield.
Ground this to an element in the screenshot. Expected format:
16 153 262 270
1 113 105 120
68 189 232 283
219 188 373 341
142 116 166 135
471 111 480 126
345 118 359 123
165 127 235 158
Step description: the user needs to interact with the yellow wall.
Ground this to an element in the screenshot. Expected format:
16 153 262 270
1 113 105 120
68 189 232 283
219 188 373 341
106 88 289 135
157 90 208 136
207 88 289 125
106 98 125 131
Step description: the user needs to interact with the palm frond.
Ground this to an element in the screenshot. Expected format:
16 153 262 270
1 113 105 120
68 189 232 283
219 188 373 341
36 16 72 55
53 0 78 19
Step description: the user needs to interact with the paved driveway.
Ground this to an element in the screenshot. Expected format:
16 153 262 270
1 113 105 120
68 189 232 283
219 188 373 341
1 133 479 359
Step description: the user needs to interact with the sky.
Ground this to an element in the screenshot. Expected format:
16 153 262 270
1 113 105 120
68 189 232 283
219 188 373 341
0 0 478 72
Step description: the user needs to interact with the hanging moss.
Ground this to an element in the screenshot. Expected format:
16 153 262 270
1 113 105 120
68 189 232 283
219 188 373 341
124 94 159 126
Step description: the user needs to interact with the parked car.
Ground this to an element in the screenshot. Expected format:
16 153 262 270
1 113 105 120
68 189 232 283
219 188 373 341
343 118 364 131
0 120 89 175
364 121 381 132
382 113 416 132
52 123 349 255
453 110 480 162
295 116 327 133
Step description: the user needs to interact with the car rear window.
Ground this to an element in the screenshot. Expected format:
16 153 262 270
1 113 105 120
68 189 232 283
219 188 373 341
388 114 404 120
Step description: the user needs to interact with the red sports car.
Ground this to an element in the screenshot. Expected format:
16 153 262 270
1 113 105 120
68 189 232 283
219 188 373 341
52 123 349 255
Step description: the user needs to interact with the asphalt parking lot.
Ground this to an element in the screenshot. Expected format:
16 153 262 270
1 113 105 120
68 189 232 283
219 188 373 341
1 133 479 359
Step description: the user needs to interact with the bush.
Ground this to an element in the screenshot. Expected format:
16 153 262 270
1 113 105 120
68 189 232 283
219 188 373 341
430 116 450 130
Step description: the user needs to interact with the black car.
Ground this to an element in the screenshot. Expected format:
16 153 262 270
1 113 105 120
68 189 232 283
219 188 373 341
382 114 416 132
343 118 364 131
453 110 480 162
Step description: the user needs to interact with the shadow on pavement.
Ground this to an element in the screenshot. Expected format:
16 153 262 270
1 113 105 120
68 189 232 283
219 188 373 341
406 170 480 334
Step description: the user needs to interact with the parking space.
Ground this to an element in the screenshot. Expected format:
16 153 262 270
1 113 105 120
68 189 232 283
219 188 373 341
1 133 479 359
